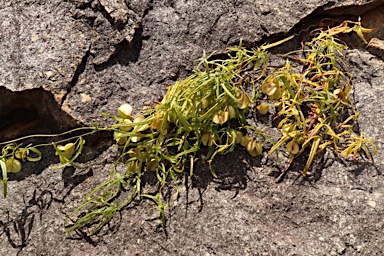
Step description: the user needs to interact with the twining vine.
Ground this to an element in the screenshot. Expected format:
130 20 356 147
0 18 377 236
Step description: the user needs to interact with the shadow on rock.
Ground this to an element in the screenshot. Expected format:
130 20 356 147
0 188 63 255
94 26 143 71
184 147 261 214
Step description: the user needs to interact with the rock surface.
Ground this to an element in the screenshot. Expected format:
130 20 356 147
1 0 384 255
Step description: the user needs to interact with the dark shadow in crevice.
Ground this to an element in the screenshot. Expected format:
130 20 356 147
264 0 384 55
94 25 143 71
95 0 126 31
70 45 91 89
0 87 113 181
0 87 79 142
141 0 154 18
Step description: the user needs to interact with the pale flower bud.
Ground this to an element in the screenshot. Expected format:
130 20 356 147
118 103 133 119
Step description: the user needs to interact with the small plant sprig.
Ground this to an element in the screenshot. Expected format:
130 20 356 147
0 126 102 197
0 18 377 236
0 143 42 197
259 18 376 178
65 41 278 235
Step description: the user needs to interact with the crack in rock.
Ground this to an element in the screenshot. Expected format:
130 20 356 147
0 86 112 181
293 0 384 38
98 0 130 26
0 88 79 142
0 0 92 104
80 0 142 66
60 44 92 106
257 0 384 55
0 1 384 255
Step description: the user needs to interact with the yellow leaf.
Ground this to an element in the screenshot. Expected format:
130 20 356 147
352 17 375 44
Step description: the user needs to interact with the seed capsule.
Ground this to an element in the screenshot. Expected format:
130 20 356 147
281 123 294 135
201 132 216 147
128 147 142 158
212 110 229 125
6 158 22 173
119 119 133 131
261 79 277 96
150 118 163 131
240 135 252 147
154 103 164 113
228 105 237 119
269 85 285 100
235 131 243 144
133 115 149 132
147 158 159 171
126 161 139 175
228 130 243 145
15 148 29 160
57 143 76 160
114 131 127 145
286 141 300 155
237 92 250 109
246 139 263 157
201 98 210 109
131 136 142 143
257 103 270 115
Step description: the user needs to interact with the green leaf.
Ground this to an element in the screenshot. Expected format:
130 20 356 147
0 159 8 197
27 146 42 162
302 136 321 176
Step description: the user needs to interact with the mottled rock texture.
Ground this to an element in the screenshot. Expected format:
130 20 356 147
1 0 384 255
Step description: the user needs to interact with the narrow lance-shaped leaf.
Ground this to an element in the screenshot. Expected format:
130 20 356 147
0 159 8 197
302 136 321 176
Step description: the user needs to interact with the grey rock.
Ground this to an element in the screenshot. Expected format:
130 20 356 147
368 38 384 60
1 0 384 255
0 0 91 102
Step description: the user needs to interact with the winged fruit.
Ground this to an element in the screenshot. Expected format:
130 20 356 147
6 158 22 173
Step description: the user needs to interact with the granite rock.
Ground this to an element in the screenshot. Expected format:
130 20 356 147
1 0 384 255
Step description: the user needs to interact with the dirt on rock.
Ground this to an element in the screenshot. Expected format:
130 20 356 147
1 0 384 255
